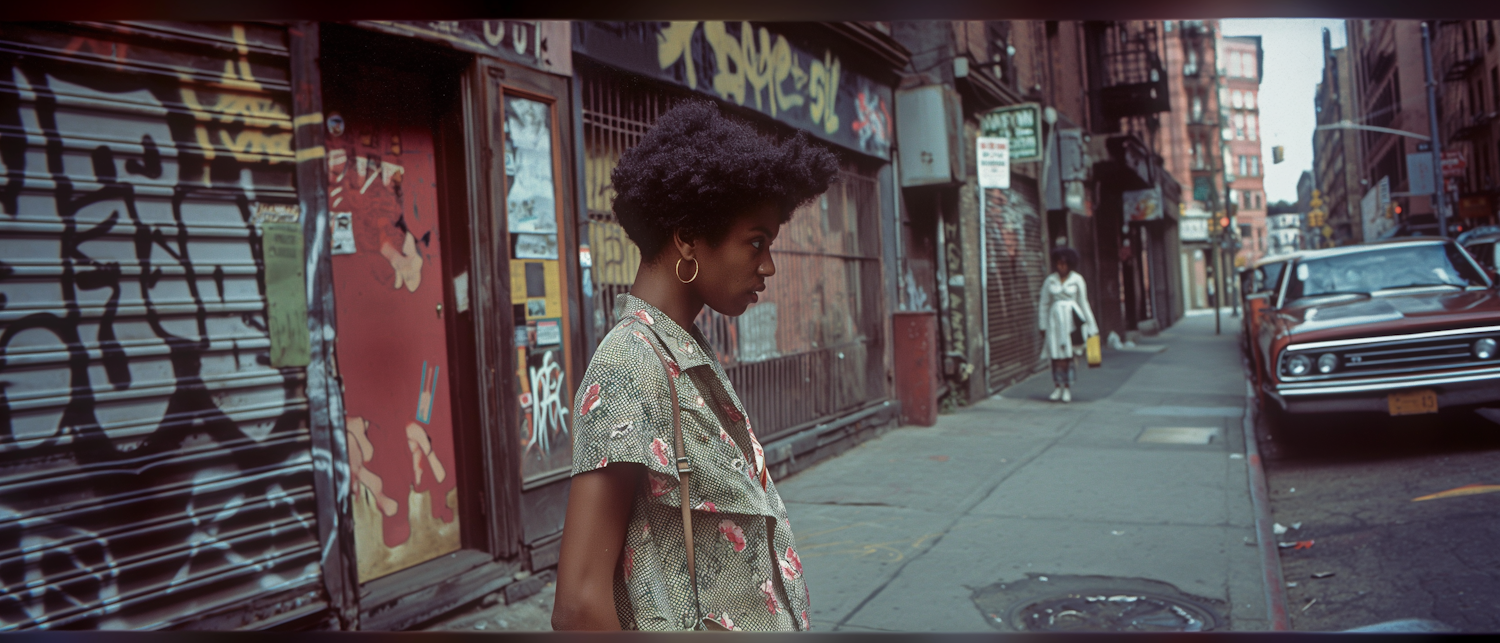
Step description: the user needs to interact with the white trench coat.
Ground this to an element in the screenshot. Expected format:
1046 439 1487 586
1038 271 1099 360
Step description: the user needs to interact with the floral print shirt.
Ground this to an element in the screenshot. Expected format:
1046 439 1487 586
570 294 810 632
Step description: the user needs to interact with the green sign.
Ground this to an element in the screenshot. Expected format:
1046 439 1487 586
261 221 310 368
979 103 1042 162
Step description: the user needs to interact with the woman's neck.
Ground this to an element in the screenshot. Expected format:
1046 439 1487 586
630 259 705 331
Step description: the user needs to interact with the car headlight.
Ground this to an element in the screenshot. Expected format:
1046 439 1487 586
1285 353 1312 376
1476 338 1498 360
1317 353 1338 374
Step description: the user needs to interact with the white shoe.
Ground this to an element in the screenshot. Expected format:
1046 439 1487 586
1061 388 1072 403
1049 387 1063 401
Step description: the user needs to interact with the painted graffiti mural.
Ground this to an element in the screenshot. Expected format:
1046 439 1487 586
0 23 322 629
575 22 893 160
321 60 461 583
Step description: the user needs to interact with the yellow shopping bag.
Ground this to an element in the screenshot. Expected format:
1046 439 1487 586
1086 334 1102 368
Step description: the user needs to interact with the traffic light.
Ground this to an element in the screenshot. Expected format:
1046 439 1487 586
1272 146 1285 164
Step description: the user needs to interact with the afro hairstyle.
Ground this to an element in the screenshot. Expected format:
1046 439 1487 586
1051 246 1081 271
610 100 841 260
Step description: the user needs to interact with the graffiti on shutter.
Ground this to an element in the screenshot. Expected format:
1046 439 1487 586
983 177 1047 392
0 23 321 629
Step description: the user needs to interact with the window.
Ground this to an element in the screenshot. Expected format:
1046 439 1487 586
1193 140 1205 169
1247 113 1257 141
1229 52 1242 77
1243 53 1256 79
1191 94 1204 122
1245 91 1256 110
1239 223 1252 239
1232 90 1244 108
1250 156 1260 177
1239 155 1249 176
1233 113 1245 139
1185 49 1199 76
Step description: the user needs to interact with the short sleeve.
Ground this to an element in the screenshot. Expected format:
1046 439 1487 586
570 324 682 480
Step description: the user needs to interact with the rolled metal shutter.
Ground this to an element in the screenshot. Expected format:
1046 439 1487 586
1 22 323 629
984 176 1047 392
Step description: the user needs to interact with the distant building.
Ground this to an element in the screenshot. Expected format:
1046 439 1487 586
1345 20 1437 238
1313 29 1366 245
1222 35 1266 266
1432 20 1500 230
1162 20 1229 310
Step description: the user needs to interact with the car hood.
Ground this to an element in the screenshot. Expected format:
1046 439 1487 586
1281 289 1500 338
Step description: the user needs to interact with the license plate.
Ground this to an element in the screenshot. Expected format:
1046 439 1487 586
1388 389 1438 416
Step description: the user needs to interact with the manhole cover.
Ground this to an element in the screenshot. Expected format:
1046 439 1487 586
972 574 1227 632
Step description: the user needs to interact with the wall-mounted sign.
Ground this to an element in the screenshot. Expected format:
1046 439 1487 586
574 22 893 160
977 137 1010 189
1180 217 1209 241
1124 186 1163 221
358 21 572 76
979 103 1042 161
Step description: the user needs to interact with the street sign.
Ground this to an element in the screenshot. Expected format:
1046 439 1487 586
1406 153 1435 195
1442 151 1466 177
976 137 1011 188
978 104 1042 161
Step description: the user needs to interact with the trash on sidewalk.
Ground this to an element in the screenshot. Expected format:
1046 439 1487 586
1230 453 1244 459
1272 522 1301 535
1311 571 1335 579
1301 598 1318 613
1277 539 1315 550
1111 530 1125 536
1286 582 1299 588
1411 483 1500 502
1108 332 1124 349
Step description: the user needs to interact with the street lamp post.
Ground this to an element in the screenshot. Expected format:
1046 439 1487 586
1421 22 1449 239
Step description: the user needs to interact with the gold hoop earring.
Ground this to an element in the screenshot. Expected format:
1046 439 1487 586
675 257 700 284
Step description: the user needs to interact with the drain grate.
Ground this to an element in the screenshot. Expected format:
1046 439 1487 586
973 574 1227 632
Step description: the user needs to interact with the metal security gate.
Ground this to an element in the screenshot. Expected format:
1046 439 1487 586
983 176 1048 392
0 23 322 629
580 65 887 442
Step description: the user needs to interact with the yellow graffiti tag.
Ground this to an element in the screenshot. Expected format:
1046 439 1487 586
663 22 839 133
657 22 700 90
808 50 841 135
175 24 293 168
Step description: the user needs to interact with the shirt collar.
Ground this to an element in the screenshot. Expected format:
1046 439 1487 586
614 293 715 370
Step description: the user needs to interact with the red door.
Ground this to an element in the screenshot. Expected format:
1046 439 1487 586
325 65 461 583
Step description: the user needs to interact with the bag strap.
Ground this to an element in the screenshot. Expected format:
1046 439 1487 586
640 332 705 626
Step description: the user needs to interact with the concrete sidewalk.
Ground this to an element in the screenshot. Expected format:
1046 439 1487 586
777 312 1267 632
421 313 1267 632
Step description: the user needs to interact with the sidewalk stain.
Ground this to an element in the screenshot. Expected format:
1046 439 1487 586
1138 427 1219 444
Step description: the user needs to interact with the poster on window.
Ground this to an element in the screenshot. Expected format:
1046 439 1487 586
504 97 557 233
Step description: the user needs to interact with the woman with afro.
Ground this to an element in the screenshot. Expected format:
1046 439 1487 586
552 101 839 631
1038 246 1098 403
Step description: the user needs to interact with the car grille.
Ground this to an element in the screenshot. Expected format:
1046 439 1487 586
1279 328 1500 381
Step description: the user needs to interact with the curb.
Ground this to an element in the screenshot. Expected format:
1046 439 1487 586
1243 380 1291 631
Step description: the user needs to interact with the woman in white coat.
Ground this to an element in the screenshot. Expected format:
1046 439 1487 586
1037 247 1097 403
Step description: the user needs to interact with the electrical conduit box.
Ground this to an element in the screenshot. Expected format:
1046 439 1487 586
896 85 965 187
892 311 939 426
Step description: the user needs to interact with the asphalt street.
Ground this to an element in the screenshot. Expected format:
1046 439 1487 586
1256 402 1500 632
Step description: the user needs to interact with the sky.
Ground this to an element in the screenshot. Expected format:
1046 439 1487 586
1220 18 1348 205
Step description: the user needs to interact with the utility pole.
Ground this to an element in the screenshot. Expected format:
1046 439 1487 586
1421 22 1449 238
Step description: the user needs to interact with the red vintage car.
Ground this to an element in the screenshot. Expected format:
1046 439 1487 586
1254 238 1500 435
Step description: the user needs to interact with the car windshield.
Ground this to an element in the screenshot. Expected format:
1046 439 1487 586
1285 243 1489 304
1253 262 1285 294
